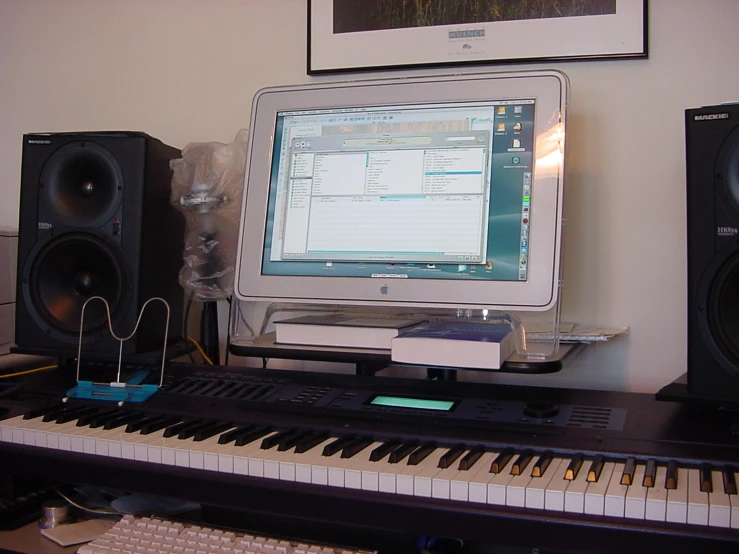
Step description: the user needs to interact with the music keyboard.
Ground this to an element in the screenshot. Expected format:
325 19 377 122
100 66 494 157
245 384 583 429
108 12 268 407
0 363 738 552
1 405 738 529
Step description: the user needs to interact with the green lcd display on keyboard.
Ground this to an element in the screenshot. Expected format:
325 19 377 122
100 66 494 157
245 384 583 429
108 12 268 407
369 395 456 411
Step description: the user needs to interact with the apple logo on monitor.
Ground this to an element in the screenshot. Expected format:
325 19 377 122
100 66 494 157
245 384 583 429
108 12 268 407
380 285 389 295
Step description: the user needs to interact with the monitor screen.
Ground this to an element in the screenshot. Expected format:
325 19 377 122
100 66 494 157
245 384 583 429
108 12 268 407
235 71 567 311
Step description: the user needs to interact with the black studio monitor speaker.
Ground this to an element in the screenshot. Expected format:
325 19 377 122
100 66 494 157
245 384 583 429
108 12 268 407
15 131 185 358
686 103 739 402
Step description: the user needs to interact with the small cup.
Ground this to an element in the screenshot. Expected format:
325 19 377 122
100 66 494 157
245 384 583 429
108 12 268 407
39 500 70 529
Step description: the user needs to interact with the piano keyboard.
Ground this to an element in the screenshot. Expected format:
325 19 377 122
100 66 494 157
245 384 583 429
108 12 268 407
2 402 738 530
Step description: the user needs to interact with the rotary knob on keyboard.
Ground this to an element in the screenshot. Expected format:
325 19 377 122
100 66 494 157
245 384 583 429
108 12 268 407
523 401 559 419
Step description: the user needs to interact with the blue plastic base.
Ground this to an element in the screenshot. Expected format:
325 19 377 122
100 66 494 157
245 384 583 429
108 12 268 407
66 381 159 404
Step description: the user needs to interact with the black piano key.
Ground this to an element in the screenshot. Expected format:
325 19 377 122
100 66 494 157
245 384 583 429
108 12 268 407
126 414 167 434
194 421 234 442
341 436 374 459
511 450 534 476
55 406 98 424
322 435 356 457
388 440 422 465
77 408 119 427
532 452 554 478
565 454 584 481
587 455 605 483
179 420 222 440
42 405 82 423
104 413 147 430
458 446 485 471
294 431 331 454
369 439 402 462
490 448 514 474
700 463 713 493
23 404 63 420
235 426 273 447
665 460 679 490
140 416 182 436
218 425 256 445
620 457 637 485
438 444 466 469
723 465 737 495
407 442 437 466
88 410 128 429
642 459 657 488
163 419 202 438
261 429 299 450
277 430 313 452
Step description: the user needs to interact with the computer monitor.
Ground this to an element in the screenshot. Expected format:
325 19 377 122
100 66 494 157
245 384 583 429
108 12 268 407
234 70 568 311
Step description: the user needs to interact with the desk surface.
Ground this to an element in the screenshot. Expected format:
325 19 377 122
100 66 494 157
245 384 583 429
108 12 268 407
0 523 77 554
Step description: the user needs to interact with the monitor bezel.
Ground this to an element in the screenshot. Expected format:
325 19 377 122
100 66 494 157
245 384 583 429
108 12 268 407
234 70 568 311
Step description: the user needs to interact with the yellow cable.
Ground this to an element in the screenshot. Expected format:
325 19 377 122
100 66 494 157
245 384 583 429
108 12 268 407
0 364 57 380
187 336 214 365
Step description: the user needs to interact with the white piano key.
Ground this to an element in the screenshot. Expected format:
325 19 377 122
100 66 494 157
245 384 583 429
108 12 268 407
708 470 731 528
666 467 688 524
247 432 282 478
644 466 668 522
343 442 384 490
604 463 629 518
584 462 616 516
545 458 571 512
624 465 647 519
414 450 450 497
564 462 590 514
188 434 233 472
526 458 565 510
451 452 496 502
131 429 167 463
687 468 709 526
326 448 365 488
507 457 539 508
432 456 468 500
0 415 27 442
731 474 739 530
196 430 240 472
361 452 396 492
467 453 500 504
69 422 101 454
395 448 449 496
487 458 516 506
291 439 336 484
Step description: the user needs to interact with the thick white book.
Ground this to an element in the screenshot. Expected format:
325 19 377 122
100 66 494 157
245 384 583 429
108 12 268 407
390 321 516 370
274 314 426 350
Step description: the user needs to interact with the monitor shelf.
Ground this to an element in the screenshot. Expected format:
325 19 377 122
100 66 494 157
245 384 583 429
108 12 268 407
229 331 578 376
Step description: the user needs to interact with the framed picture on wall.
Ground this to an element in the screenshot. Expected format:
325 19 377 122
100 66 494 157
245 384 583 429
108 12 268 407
307 0 648 74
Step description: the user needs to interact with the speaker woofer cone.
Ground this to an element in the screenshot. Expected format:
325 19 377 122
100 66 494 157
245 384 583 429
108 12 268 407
42 142 122 226
28 234 125 335
706 252 739 375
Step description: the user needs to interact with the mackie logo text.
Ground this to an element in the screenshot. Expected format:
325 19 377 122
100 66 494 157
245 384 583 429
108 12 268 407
694 113 730 121
27 139 52 144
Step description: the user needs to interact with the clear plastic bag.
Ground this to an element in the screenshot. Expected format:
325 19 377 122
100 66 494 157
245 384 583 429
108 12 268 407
170 129 247 300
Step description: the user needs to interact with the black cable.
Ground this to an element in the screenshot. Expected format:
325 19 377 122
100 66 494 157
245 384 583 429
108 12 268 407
224 298 232 366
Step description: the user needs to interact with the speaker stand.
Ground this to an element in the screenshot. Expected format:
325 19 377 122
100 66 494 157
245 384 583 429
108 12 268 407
656 372 739 408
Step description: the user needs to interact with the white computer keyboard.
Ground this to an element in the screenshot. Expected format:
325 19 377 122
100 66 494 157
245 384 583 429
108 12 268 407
77 514 375 554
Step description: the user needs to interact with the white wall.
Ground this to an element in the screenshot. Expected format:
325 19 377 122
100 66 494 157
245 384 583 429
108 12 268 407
2 0 738 393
